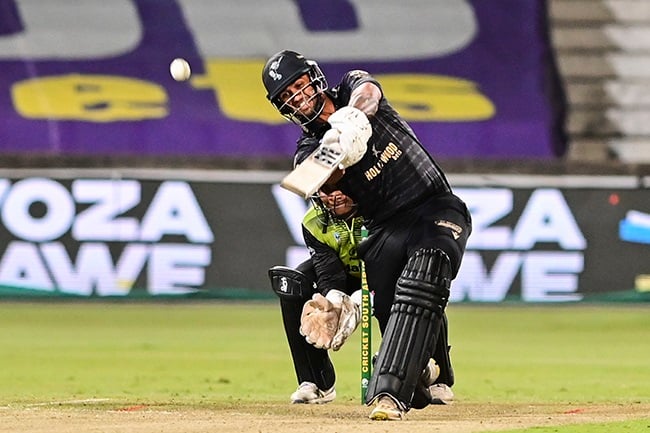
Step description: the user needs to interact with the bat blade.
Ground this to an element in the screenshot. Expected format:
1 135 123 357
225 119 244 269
281 146 345 199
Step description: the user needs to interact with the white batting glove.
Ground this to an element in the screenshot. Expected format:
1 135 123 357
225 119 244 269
317 128 347 170
327 106 372 168
320 128 343 155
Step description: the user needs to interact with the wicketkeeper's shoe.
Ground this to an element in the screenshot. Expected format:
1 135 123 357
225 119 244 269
430 383 454 405
369 395 405 421
290 382 336 404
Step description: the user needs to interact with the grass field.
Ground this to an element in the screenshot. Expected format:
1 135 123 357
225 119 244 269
0 301 648 433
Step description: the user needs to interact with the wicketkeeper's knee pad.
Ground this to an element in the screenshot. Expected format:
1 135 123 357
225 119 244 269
365 248 451 409
268 266 314 301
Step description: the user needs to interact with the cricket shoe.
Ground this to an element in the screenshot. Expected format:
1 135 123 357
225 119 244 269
430 383 454 405
369 395 405 421
290 382 336 404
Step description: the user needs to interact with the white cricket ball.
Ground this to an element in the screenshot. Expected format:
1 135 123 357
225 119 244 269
170 58 191 81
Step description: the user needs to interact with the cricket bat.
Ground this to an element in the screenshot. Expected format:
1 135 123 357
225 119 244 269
280 145 345 199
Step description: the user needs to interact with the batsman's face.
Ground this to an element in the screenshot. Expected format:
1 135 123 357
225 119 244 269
319 190 355 217
278 74 318 116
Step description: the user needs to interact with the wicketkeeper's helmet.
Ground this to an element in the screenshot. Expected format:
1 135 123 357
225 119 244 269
262 50 328 127
310 192 357 228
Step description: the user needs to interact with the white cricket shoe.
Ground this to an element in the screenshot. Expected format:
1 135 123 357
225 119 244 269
369 395 405 421
290 382 336 404
430 383 454 405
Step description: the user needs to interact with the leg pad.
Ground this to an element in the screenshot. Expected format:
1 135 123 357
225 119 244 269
365 248 451 409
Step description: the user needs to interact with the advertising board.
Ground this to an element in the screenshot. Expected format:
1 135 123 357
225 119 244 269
0 170 647 303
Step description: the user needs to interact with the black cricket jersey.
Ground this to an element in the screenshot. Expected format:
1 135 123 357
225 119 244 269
295 70 452 225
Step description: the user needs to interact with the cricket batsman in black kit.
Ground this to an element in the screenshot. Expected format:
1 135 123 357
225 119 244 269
262 50 472 421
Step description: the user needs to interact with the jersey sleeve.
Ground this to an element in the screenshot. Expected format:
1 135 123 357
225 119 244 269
295 135 320 166
302 224 347 294
337 70 383 104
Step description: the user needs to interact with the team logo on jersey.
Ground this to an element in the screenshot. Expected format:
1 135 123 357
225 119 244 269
268 55 284 81
371 143 382 158
435 219 462 240
363 142 403 181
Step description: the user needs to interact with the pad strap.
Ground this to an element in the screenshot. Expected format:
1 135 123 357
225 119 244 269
433 312 454 387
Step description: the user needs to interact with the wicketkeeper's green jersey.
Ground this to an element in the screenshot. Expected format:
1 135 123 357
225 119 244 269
301 206 365 292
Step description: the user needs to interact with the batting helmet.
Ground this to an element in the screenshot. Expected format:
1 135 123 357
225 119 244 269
262 50 328 127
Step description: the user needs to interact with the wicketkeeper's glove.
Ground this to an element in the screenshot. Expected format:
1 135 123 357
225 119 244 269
300 289 361 351
321 106 372 168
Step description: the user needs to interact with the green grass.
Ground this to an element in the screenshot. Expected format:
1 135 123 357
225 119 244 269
0 301 294 404
447 305 649 404
501 418 650 433
0 302 648 430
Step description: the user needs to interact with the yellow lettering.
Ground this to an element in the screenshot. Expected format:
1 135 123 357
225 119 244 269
192 58 282 123
196 59 494 124
374 74 494 121
12 74 168 122
365 166 382 181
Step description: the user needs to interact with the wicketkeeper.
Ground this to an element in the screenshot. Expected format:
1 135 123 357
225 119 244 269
270 190 366 402
263 50 471 420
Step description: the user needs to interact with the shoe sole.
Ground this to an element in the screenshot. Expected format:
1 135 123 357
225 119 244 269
369 409 404 421
431 397 452 405
291 393 336 404
369 412 389 421
291 398 334 404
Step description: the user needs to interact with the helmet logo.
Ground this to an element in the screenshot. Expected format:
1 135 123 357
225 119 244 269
268 55 284 81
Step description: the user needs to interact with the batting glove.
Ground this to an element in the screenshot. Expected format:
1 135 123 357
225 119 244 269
326 106 372 168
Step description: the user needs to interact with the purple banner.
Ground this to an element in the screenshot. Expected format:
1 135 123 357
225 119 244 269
0 0 565 158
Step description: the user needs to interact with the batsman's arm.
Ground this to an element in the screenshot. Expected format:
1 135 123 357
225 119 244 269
348 82 382 117
281 105 371 197
280 82 379 199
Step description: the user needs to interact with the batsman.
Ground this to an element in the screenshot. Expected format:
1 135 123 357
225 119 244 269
263 50 472 421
